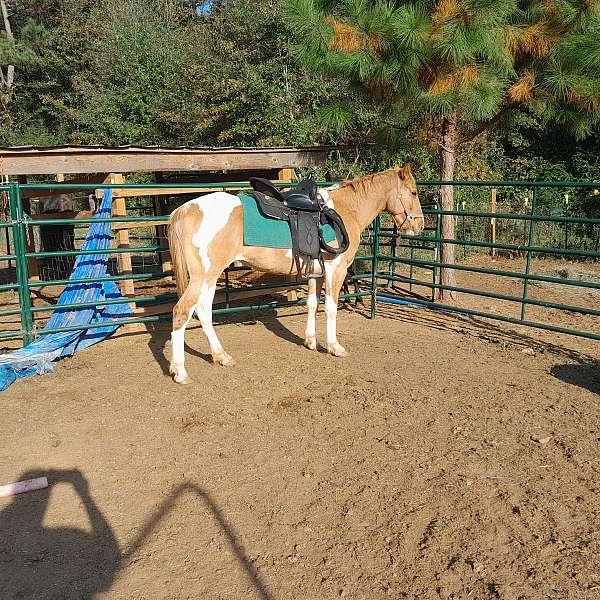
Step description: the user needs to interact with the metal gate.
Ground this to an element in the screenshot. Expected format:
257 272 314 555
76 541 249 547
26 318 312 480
1 179 599 346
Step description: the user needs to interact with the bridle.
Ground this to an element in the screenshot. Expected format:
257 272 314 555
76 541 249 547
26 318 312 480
392 175 418 230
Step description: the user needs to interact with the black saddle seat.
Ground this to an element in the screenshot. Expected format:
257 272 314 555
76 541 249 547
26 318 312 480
249 177 321 211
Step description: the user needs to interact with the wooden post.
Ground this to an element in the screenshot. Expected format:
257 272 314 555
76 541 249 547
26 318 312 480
18 175 40 281
109 173 135 297
490 188 497 258
277 167 295 183
154 172 172 280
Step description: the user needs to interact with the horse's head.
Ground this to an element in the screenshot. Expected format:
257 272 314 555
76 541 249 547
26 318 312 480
385 163 424 237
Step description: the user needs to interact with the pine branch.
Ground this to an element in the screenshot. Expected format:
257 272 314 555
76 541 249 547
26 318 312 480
459 102 521 143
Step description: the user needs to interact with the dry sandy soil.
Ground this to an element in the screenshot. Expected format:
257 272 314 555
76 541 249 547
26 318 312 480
1 294 600 600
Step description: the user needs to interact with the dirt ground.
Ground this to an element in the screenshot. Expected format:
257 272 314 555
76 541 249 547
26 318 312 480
1 296 600 600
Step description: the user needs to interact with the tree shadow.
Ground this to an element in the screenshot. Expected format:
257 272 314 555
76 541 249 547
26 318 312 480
375 300 598 363
0 468 120 600
0 471 274 600
550 361 600 394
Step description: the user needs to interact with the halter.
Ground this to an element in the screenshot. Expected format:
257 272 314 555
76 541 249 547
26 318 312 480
392 175 418 229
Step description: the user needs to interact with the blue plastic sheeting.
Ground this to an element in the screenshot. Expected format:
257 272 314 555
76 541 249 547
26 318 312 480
0 190 132 391
195 1 212 15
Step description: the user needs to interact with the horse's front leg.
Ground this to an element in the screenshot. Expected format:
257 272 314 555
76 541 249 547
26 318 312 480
324 258 349 357
304 276 323 350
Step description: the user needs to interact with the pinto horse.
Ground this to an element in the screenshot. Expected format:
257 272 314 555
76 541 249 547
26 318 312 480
167 164 424 384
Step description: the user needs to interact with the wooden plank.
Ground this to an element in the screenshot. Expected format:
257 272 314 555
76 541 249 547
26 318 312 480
111 219 169 231
22 173 109 199
18 175 40 282
133 284 304 317
153 172 172 281
0 148 331 176
95 186 234 199
110 174 135 298
30 210 93 221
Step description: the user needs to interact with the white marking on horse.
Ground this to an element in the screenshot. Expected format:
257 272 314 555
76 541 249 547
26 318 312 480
191 192 241 272
319 187 335 209
196 282 222 354
304 280 319 350
170 304 197 384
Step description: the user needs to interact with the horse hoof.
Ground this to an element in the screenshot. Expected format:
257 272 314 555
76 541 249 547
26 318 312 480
170 364 191 384
216 354 236 367
304 338 317 351
328 344 348 358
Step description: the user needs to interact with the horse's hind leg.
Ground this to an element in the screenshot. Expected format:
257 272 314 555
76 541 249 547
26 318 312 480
195 276 236 367
170 278 202 384
304 276 323 351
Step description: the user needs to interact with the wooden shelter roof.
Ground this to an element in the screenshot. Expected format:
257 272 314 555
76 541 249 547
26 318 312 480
0 145 339 176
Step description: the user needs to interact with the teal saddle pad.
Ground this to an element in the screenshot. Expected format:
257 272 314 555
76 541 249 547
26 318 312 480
239 192 336 249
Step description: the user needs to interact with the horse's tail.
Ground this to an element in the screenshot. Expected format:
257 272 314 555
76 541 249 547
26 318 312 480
168 209 189 297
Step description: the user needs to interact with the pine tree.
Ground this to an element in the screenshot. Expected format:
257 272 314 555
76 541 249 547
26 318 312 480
284 0 600 295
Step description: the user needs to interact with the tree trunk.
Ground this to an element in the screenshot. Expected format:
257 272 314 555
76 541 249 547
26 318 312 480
437 112 458 300
0 0 15 111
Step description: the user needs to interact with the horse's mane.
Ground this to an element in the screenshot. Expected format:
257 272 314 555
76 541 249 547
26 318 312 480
330 168 397 206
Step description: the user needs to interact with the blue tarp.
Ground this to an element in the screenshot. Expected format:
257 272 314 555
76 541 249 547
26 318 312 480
195 1 212 15
0 190 132 391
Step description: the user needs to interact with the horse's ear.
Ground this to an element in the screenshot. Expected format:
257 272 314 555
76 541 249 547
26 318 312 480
400 162 413 179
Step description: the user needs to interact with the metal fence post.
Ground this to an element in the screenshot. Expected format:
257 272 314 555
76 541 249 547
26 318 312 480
9 183 35 345
521 186 537 321
389 223 398 290
370 216 380 319
432 202 442 301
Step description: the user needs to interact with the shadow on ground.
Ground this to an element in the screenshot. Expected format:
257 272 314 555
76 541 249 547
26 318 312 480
550 361 600 394
0 469 274 600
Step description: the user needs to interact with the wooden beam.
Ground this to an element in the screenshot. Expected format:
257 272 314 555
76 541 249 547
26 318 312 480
0 147 332 176
111 219 169 231
109 174 135 298
21 174 109 199
133 284 304 317
153 172 173 282
30 211 93 221
95 186 235 199
278 168 295 182
18 175 40 281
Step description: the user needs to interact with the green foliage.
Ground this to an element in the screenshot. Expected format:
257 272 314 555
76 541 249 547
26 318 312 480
0 0 347 147
0 0 598 214
283 0 600 180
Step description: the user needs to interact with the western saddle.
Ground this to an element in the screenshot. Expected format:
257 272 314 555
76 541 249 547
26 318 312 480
248 177 349 277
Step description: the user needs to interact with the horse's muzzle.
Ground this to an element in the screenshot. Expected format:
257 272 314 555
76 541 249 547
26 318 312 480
400 216 425 237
